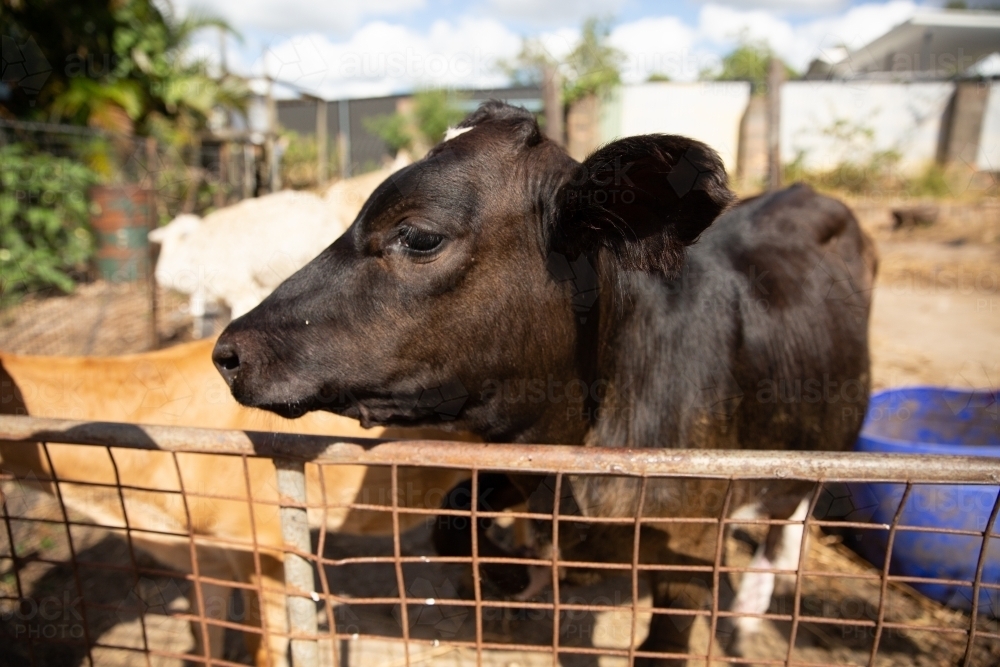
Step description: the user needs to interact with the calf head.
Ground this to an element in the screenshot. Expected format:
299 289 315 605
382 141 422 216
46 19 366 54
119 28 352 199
213 101 733 443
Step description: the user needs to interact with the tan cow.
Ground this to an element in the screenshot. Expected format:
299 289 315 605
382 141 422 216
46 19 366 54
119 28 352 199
0 338 470 665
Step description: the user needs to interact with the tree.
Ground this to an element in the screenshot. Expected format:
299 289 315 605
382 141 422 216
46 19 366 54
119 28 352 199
2 0 247 145
502 17 625 104
944 1 1000 9
1 0 249 297
500 37 557 88
706 40 797 93
562 17 626 104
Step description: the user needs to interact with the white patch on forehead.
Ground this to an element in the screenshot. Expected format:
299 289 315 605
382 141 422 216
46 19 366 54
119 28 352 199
444 126 473 142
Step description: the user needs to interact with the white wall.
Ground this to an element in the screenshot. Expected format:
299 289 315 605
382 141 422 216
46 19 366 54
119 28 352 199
602 82 752 173
603 80 996 175
977 81 1000 172
781 82 955 173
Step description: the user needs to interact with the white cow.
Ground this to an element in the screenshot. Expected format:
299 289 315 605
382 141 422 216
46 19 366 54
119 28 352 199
151 156 411 321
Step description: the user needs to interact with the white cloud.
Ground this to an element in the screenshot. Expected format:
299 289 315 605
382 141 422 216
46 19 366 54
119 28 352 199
695 1 918 73
487 0 626 27
536 28 580 63
610 17 701 83
792 1 919 61
179 0 927 99
173 0 425 35
698 4 796 51
250 17 522 99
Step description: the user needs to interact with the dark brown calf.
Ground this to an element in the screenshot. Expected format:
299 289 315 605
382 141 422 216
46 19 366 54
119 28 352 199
213 101 876 664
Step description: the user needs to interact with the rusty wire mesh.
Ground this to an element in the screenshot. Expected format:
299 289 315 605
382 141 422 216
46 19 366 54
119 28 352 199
0 415 998 667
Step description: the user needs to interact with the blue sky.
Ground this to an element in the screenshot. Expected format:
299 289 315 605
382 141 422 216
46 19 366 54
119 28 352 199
175 0 952 99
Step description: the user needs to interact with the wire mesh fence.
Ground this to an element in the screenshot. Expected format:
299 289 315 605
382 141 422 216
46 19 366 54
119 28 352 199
0 415 998 667
0 119 249 355
0 119 260 222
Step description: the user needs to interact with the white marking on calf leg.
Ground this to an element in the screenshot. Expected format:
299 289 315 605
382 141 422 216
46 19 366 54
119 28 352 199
773 497 809 596
726 501 773 643
732 547 775 635
729 497 809 637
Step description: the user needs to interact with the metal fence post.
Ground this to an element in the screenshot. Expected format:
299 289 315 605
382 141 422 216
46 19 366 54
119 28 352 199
316 98 328 187
276 458 319 666
338 99 351 179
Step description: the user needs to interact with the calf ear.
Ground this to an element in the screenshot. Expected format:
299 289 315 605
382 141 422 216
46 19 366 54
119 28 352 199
554 135 734 277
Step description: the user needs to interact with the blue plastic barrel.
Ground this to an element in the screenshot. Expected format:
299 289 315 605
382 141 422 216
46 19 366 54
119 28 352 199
847 387 999 616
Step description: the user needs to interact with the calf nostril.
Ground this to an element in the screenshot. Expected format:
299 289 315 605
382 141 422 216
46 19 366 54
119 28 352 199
217 352 240 371
212 340 242 385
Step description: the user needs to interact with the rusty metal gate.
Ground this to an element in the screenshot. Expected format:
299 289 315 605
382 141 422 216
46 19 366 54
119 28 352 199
1 414 998 667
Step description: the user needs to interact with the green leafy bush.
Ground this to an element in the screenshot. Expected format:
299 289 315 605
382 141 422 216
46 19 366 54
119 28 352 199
280 130 319 190
364 113 413 154
0 144 97 305
411 89 466 145
783 148 903 195
364 90 466 157
905 163 952 198
781 118 910 196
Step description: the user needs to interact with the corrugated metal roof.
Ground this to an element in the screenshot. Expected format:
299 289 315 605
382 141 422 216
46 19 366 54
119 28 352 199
817 10 1000 80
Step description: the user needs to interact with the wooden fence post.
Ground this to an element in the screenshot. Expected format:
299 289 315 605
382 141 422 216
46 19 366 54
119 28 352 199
766 57 784 191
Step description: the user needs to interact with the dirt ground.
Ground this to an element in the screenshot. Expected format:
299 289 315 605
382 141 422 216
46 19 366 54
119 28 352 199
0 281 205 357
851 197 1000 392
1 195 998 666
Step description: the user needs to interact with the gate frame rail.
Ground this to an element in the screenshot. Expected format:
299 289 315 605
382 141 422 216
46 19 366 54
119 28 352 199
2 415 999 482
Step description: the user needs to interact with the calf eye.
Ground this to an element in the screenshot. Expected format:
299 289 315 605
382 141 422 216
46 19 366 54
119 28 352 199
397 225 444 254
